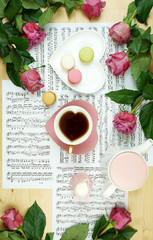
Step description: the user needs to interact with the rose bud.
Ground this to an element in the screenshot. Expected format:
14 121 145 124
105 52 130 76
113 112 137 135
21 69 44 94
82 0 106 20
1 208 23 231
22 22 46 51
110 207 132 230
109 22 131 44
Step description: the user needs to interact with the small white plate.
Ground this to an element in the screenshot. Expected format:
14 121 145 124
49 30 105 94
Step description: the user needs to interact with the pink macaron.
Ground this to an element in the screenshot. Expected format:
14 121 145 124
68 69 82 84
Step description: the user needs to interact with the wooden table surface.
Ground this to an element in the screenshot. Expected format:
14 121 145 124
0 0 153 239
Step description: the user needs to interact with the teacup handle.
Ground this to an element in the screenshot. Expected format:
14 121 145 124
68 146 73 154
101 179 117 198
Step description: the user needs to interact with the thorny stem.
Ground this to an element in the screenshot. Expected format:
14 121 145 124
98 222 114 238
17 228 28 240
33 65 45 70
8 44 12 50
126 50 137 62
127 8 138 25
131 97 144 114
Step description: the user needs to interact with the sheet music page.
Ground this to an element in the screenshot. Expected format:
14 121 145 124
2 23 153 239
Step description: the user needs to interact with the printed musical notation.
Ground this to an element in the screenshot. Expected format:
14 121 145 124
3 22 153 240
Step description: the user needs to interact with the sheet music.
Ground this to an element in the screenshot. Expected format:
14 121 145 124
2 23 153 239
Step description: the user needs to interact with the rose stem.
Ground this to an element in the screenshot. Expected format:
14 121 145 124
131 97 144 114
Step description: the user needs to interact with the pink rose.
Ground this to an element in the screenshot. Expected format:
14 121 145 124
113 112 137 135
1 208 23 231
82 0 106 20
105 52 130 76
22 22 46 51
21 69 44 94
109 22 131 44
110 207 132 230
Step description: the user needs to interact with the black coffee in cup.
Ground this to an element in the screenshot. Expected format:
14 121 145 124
59 111 89 141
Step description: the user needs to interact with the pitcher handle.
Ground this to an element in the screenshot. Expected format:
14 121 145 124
132 139 153 155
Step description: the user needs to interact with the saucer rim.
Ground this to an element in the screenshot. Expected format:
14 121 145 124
46 100 98 155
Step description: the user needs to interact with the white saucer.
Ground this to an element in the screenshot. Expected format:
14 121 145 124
49 30 105 94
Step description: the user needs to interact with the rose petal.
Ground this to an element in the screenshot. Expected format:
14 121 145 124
113 112 137 135
21 69 44 94
106 52 130 76
86 0 100 6
109 22 131 44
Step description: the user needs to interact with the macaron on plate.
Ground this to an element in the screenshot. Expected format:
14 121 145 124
49 30 105 94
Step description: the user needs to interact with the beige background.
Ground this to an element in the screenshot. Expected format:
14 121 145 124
0 0 153 239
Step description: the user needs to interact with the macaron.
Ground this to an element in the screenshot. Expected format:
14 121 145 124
42 91 56 106
68 69 82 84
79 47 94 63
61 55 75 71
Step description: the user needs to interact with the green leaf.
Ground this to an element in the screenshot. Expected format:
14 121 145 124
15 14 23 32
0 25 8 45
35 0 47 7
123 1 137 24
131 54 151 81
102 227 137 240
92 215 107 239
3 54 12 64
0 231 10 240
9 36 28 51
136 71 151 92
106 89 140 104
140 102 153 139
142 83 153 100
0 22 18 37
127 1 136 16
130 27 140 38
0 0 7 18
39 7 54 27
18 50 35 65
64 0 75 16
45 233 54 240
7 63 23 88
22 0 40 9
0 44 9 58
128 35 142 54
49 2 63 9
137 27 145 35
150 44 153 59
148 77 153 84
61 224 89 240
9 232 25 240
108 233 126 240
23 201 46 240
100 229 117 240
139 40 150 54
148 72 153 79
74 0 84 6
142 27 151 41
48 0 64 3
150 34 153 43
135 0 153 24
4 0 22 21
22 8 42 23
18 6 23 13
119 226 137 239
10 48 22 72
